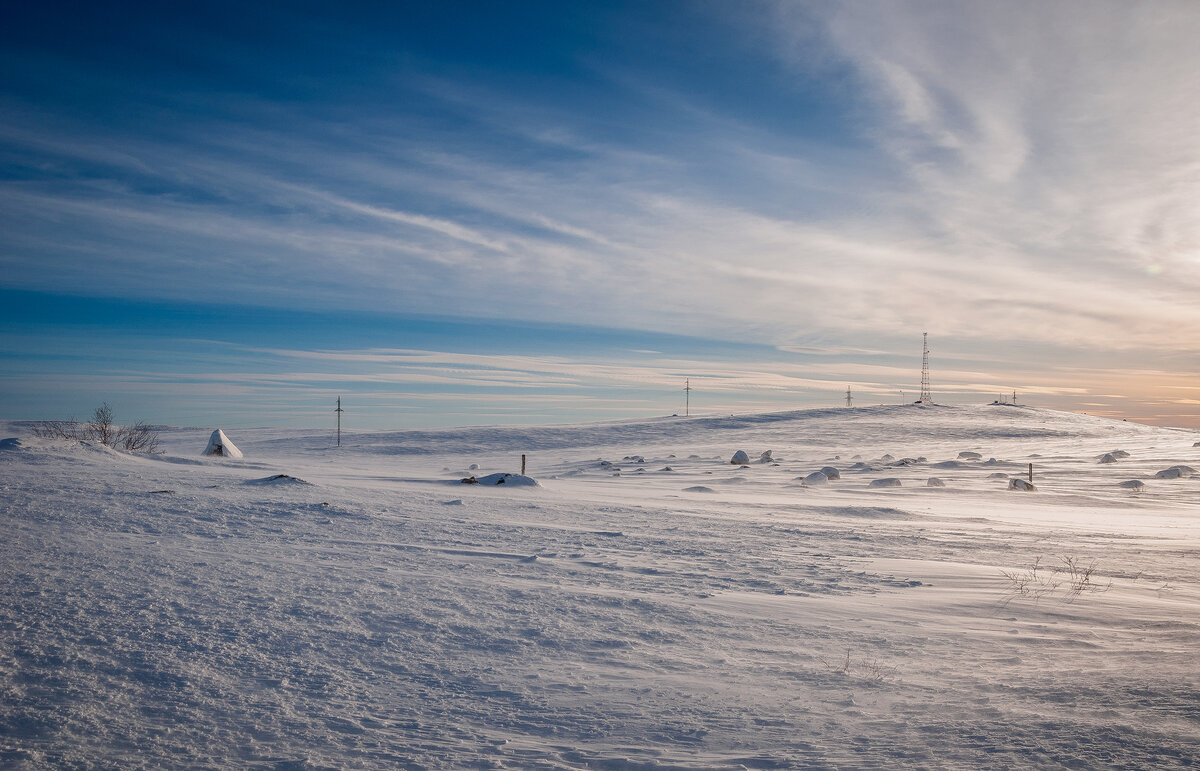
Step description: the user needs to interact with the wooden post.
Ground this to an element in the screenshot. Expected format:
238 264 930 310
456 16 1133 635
1028 463 1033 483
521 454 526 475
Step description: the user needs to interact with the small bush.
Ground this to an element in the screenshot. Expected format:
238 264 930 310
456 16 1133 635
821 647 897 683
31 403 160 454
1000 556 1111 607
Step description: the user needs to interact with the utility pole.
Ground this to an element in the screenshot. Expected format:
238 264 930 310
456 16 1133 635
919 332 932 404
684 378 692 417
845 386 853 408
335 396 344 447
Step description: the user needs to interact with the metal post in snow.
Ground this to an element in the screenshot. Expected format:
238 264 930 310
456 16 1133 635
335 396 344 447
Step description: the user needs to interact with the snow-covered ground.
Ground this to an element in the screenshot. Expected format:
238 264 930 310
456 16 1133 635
2 404 1199 768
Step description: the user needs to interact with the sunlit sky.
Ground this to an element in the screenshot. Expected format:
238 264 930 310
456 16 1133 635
3 1 1200 429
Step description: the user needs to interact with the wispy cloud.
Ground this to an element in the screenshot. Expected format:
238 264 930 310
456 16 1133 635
3 3 1200 426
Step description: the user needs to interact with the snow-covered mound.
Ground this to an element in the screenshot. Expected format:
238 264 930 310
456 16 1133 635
3 404 1200 769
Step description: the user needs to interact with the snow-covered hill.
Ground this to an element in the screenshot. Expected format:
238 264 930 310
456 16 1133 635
2 405 1199 768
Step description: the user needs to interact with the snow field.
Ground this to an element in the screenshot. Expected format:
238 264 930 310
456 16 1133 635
2 404 1199 768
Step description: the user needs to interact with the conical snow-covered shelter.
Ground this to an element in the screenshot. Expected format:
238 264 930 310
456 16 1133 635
203 429 243 459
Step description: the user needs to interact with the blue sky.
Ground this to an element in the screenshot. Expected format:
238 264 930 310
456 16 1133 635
3 1 1200 429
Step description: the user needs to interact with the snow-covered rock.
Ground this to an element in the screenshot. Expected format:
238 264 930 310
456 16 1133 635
1008 478 1036 491
1099 453 1118 464
926 477 945 487
202 429 243 459
820 466 841 480
1118 480 1146 490
462 472 538 486
730 450 750 465
800 471 829 486
868 477 902 488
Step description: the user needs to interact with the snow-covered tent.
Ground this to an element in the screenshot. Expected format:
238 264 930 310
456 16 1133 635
203 429 243 459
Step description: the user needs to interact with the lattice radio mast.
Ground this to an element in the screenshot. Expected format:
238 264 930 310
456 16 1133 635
918 333 932 404
845 386 853 408
684 378 692 417
334 395 344 447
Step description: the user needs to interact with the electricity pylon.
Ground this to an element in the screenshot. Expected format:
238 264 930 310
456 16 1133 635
919 333 932 404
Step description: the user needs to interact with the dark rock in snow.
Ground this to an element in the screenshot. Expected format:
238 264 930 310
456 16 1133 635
246 474 310 485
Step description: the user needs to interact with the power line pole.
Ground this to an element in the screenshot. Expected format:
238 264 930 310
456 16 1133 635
845 386 853 408
919 332 932 404
684 378 691 417
334 395 344 447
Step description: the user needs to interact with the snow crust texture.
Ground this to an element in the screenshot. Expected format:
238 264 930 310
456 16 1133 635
2 404 1200 769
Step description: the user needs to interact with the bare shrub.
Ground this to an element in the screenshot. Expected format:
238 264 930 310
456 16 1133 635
31 420 76 440
1059 556 1111 601
31 404 160 454
87 402 115 445
117 421 160 453
999 557 1061 606
1000 556 1111 607
820 647 896 683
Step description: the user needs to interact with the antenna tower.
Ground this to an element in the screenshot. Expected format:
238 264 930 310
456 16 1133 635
919 332 932 404
845 386 853 408
684 378 692 417
335 395 344 447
